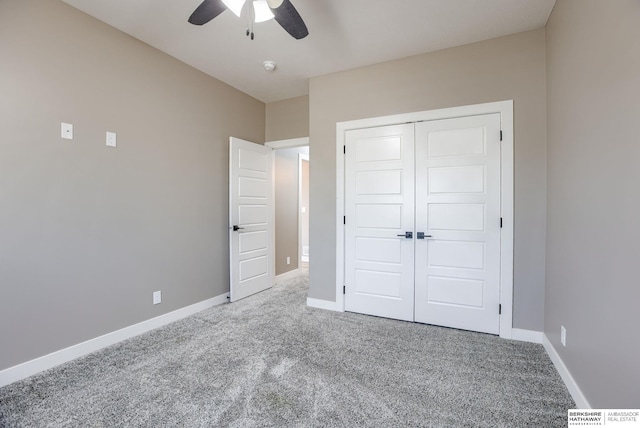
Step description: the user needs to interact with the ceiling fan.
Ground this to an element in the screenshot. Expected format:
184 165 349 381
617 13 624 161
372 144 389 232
188 0 309 40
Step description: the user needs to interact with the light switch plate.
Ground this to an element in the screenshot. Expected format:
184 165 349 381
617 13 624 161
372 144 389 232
61 122 73 140
106 131 117 148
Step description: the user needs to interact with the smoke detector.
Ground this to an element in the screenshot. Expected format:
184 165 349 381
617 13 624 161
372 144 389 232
263 60 277 72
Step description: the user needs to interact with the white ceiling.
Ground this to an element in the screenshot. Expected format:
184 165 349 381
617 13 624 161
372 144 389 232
61 0 556 103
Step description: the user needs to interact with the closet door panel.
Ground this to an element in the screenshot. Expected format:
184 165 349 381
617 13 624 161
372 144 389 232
344 124 415 321
415 114 501 335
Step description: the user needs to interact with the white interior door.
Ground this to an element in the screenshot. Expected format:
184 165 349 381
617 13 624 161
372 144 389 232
229 137 274 302
344 124 415 321
414 114 501 334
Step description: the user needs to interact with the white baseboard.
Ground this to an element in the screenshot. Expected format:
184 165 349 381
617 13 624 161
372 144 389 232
0 292 229 388
543 333 591 409
306 297 341 312
511 328 544 344
275 268 302 283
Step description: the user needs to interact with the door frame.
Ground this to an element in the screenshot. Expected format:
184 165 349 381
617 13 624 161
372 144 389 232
335 100 514 339
298 153 310 267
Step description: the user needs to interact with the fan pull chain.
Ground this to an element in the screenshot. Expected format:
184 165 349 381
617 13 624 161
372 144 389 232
245 2 255 40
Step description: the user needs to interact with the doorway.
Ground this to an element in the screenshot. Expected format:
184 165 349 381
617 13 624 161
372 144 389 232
266 138 310 282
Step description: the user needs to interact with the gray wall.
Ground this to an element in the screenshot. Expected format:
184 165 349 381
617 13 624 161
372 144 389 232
545 0 640 407
0 0 265 371
266 96 309 141
309 29 548 331
275 147 309 276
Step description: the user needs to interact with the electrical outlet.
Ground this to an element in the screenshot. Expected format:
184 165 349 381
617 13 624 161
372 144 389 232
286 256 291 265
153 291 161 305
561 325 566 347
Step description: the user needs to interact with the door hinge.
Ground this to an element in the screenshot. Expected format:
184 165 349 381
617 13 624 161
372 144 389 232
500 130 503 141
500 218 503 228
343 145 346 154
343 285 346 294
499 304 502 315
343 216 346 225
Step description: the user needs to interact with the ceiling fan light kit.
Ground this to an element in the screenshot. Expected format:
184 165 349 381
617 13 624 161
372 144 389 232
220 0 244 17
252 0 274 23
188 0 308 40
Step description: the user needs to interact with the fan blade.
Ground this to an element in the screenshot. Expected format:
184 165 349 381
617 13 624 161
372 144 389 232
267 0 309 39
188 0 227 25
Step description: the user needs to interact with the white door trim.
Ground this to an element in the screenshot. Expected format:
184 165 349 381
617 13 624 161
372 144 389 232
298 153 310 267
336 100 514 339
265 137 310 149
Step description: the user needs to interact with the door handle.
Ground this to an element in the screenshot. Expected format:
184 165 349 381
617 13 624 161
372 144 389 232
417 232 432 239
232 225 245 232
397 232 413 239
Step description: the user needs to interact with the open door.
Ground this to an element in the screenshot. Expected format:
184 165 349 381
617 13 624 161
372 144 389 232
229 137 274 302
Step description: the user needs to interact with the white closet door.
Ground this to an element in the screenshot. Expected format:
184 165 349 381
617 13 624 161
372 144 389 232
414 114 501 334
344 124 415 321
